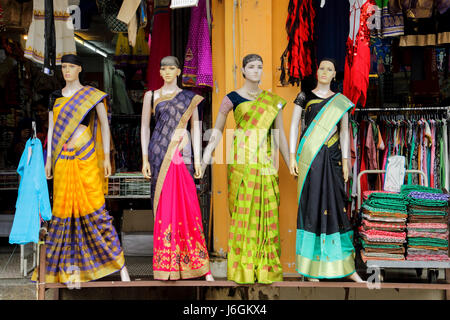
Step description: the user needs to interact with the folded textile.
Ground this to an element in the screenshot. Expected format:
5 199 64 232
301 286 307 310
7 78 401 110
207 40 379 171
406 255 450 261
407 228 448 233
408 245 448 251
408 219 449 225
362 220 406 229
363 226 406 233
407 223 448 229
361 239 403 248
407 231 449 239
407 248 449 256
362 239 406 246
361 250 405 259
363 190 395 200
407 196 449 208
400 185 443 196
408 192 450 202
362 214 407 223
408 238 448 246
409 209 448 216
409 205 449 213
361 235 406 243
359 228 406 239
362 207 408 218
364 247 405 254
360 250 405 262
366 200 408 212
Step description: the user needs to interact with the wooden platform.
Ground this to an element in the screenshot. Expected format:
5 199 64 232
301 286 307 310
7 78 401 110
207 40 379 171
36 245 450 300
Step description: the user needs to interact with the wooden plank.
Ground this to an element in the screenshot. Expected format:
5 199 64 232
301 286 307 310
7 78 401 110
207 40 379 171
446 269 450 300
43 280 450 291
38 244 46 301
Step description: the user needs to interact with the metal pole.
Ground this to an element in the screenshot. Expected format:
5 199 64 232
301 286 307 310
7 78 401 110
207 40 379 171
38 243 46 300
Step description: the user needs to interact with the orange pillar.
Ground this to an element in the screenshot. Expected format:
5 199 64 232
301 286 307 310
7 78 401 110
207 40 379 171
211 0 300 273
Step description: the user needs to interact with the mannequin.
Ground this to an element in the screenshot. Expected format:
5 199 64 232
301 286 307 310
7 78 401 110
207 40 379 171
289 58 364 283
141 56 214 281
35 54 130 284
202 54 290 284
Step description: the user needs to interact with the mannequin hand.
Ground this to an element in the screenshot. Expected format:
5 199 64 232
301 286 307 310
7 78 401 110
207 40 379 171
45 160 53 179
104 158 112 178
194 163 202 179
202 149 212 168
342 158 349 183
289 154 299 177
142 160 152 180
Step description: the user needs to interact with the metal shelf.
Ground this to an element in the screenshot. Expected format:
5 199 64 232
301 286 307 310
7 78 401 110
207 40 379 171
106 173 150 199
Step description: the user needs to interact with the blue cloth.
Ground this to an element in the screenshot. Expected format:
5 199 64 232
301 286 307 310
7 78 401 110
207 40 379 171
9 138 52 245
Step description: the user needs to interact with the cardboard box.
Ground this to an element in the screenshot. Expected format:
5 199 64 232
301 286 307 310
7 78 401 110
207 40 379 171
122 210 154 232
121 210 154 257
121 232 153 257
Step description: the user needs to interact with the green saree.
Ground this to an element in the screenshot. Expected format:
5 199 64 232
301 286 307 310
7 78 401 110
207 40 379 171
227 90 286 284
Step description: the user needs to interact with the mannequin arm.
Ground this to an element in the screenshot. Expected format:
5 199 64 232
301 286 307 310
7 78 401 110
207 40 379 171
202 111 228 172
96 102 112 177
288 104 302 176
339 112 350 182
190 108 202 178
273 111 290 168
141 90 152 179
45 111 53 179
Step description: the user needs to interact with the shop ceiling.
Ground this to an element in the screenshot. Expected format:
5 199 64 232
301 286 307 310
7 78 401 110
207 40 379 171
74 14 116 57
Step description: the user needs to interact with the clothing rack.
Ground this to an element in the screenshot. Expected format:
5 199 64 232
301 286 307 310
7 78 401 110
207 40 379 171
354 106 450 112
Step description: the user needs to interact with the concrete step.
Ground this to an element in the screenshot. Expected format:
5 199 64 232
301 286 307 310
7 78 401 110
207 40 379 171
0 278 36 300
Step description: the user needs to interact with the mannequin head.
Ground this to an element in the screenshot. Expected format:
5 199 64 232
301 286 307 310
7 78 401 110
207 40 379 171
160 56 181 84
316 58 336 86
242 54 263 83
61 54 83 83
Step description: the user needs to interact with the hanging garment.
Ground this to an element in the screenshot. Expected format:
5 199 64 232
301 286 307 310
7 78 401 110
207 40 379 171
374 0 404 37
130 27 149 69
0 0 32 29
31 86 125 284
9 138 52 245
295 91 357 279
146 3 171 91
97 0 128 33
117 0 141 47
24 0 76 69
114 32 131 69
383 155 406 192
149 89 210 280
104 59 134 115
314 0 349 74
182 0 213 89
343 0 375 109
280 0 316 86
443 119 449 190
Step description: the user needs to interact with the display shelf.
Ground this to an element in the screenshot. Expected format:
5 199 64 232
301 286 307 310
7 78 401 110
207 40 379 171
0 171 19 190
106 173 150 199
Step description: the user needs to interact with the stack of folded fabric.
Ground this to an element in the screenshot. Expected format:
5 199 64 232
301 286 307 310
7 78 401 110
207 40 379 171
359 192 408 262
405 190 450 261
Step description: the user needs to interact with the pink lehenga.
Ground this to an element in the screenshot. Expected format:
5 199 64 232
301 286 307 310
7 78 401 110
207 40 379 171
149 90 210 280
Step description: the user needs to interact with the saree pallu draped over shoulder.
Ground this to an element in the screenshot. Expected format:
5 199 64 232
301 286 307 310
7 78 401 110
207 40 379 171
227 90 286 284
295 93 357 279
149 90 211 280
32 86 125 284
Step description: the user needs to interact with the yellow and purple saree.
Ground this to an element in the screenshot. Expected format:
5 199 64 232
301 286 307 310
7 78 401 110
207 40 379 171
33 86 125 284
